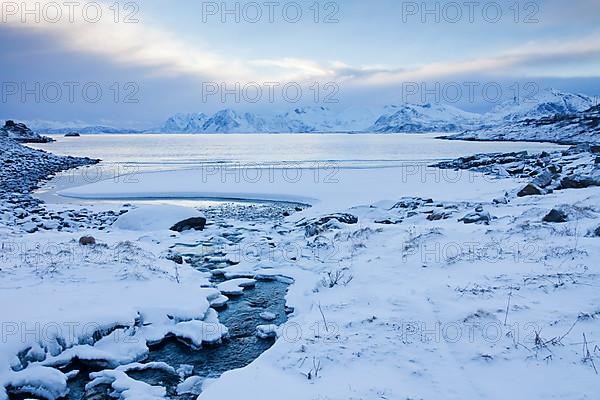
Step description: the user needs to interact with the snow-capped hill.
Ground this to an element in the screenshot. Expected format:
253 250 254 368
0 120 52 142
284 106 386 132
161 112 209 133
9 119 142 134
487 88 594 123
159 107 380 133
39 126 141 134
447 103 600 144
278 106 342 132
369 103 481 133
200 109 269 133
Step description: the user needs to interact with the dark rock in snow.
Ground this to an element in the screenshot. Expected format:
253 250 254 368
166 253 184 264
391 198 433 210
427 210 452 221
375 219 401 225
79 236 96 246
517 183 543 197
302 213 359 237
547 164 562 174
560 175 600 189
312 213 359 225
64 132 81 137
543 209 568 223
170 217 207 232
459 211 492 225
531 169 554 188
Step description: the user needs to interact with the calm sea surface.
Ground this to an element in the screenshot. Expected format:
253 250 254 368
29 133 563 172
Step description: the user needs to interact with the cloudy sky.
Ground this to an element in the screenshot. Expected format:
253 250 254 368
1 0 600 127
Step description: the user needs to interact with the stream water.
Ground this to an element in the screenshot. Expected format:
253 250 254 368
8 208 293 400
58 280 289 400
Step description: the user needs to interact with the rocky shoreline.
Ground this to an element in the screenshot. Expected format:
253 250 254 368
434 143 600 198
0 136 121 233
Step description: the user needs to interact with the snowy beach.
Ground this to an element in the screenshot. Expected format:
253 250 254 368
1 133 599 399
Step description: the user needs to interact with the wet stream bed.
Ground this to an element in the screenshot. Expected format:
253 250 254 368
52 280 289 400
8 201 299 400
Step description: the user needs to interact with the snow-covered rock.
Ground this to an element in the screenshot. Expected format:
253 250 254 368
259 311 277 321
0 120 51 142
177 376 204 396
256 324 278 339
113 205 205 231
217 278 256 296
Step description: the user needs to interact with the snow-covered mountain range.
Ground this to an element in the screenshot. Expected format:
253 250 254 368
159 106 382 133
156 89 597 136
6 88 598 143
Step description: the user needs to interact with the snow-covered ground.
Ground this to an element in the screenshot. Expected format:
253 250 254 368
1 136 599 399
57 164 519 215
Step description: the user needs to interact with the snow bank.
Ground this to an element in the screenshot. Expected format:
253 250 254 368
114 204 205 231
0 229 219 398
3 366 68 400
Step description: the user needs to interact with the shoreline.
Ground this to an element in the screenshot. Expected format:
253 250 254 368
437 134 595 146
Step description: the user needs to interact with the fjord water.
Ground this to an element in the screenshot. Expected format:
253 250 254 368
30 133 563 172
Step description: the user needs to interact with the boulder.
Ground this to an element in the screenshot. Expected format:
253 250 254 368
314 213 359 225
166 253 184 264
22 222 38 233
563 144 591 156
374 219 401 225
593 226 600 237
256 325 278 339
531 169 554 188
303 213 358 237
543 209 568 223
493 197 509 205
79 236 96 245
459 211 492 225
517 183 543 197
391 198 433 210
560 175 600 190
427 210 452 221
547 164 562 174
170 217 207 232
